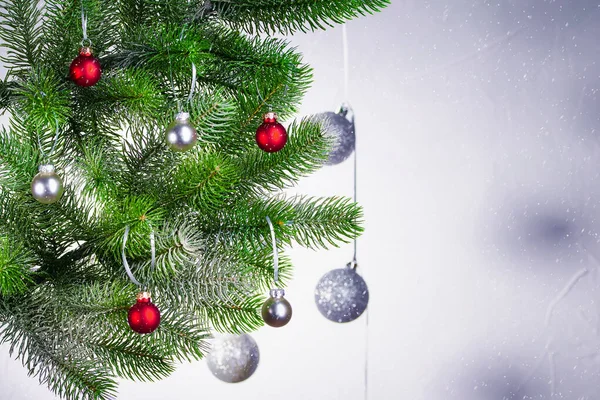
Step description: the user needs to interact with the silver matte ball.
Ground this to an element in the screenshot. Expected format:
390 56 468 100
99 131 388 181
316 105 355 165
166 112 197 152
206 334 260 383
261 288 292 328
315 266 369 323
31 164 64 204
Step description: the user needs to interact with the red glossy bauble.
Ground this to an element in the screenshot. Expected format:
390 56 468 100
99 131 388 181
127 292 161 334
69 47 102 87
255 112 287 153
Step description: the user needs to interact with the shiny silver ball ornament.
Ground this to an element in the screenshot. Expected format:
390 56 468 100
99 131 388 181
166 111 197 152
315 263 369 323
206 334 260 383
31 164 64 204
317 103 355 165
261 288 292 328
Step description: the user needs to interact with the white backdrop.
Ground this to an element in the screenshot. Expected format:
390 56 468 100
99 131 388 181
2 1 600 399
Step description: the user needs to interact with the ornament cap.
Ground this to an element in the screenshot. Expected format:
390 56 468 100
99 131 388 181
263 112 277 123
136 291 152 302
38 164 55 174
269 288 285 298
175 111 190 122
346 259 358 270
79 46 93 56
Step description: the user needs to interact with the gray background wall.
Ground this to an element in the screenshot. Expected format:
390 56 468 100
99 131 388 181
2 1 600 398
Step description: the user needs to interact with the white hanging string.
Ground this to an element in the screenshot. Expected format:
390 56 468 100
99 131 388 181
265 216 279 286
122 226 156 288
342 23 350 100
81 9 88 41
37 119 61 161
187 62 197 104
80 5 92 47
342 23 369 400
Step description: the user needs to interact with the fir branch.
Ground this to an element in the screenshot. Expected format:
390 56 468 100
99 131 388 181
235 117 332 195
199 294 265 334
116 0 197 33
150 308 210 362
203 195 363 250
119 121 179 196
0 0 44 71
0 77 19 111
0 294 119 400
210 0 390 34
188 90 243 153
108 23 312 126
156 243 279 332
13 66 72 144
124 221 205 283
0 236 36 296
97 195 166 260
0 120 38 190
167 151 239 213
41 0 120 72
82 69 167 125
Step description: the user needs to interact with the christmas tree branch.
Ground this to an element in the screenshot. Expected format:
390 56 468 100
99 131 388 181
0 0 44 71
203 195 363 251
198 294 265 334
235 117 332 195
0 236 36 296
210 0 390 34
0 294 119 400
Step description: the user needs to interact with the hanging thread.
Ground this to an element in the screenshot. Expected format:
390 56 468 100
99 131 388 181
36 119 62 161
81 9 88 41
265 216 279 286
187 62 197 104
341 23 369 400
122 226 156 288
80 5 92 47
342 24 350 101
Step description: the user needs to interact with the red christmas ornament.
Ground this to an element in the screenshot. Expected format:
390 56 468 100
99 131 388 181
255 112 288 153
69 47 101 87
127 291 161 334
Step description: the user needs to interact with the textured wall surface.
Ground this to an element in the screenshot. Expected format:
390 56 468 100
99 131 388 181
1 1 600 399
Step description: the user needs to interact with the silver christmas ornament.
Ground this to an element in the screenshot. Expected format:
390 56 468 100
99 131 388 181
317 104 355 165
261 288 292 328
166 111 197 151
31 164 64 204
206 334 260 383
315 263 369 323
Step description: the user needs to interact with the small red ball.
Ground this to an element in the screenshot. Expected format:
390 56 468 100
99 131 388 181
128 292 160 334
69 47 101 87
255 112 287 153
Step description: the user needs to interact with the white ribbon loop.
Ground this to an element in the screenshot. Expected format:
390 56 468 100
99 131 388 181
122 226 156 288
265 216 279 285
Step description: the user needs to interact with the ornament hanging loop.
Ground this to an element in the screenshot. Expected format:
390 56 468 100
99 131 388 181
121 225 156 288
37 118 61 162
265 216 279 286
255 80 273 112
187 62 197 104
81 9 88 39
80 37 93 48
80 9 92 47
347 259 358 271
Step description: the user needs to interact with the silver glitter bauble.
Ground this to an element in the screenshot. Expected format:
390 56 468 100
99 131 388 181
261 288 292 328
31 164 64 204
317 104 355 165
315 264 369 323
206 334 260 383
166 111 197 151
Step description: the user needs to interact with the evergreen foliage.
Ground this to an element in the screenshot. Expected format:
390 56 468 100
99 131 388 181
0 0 387 398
